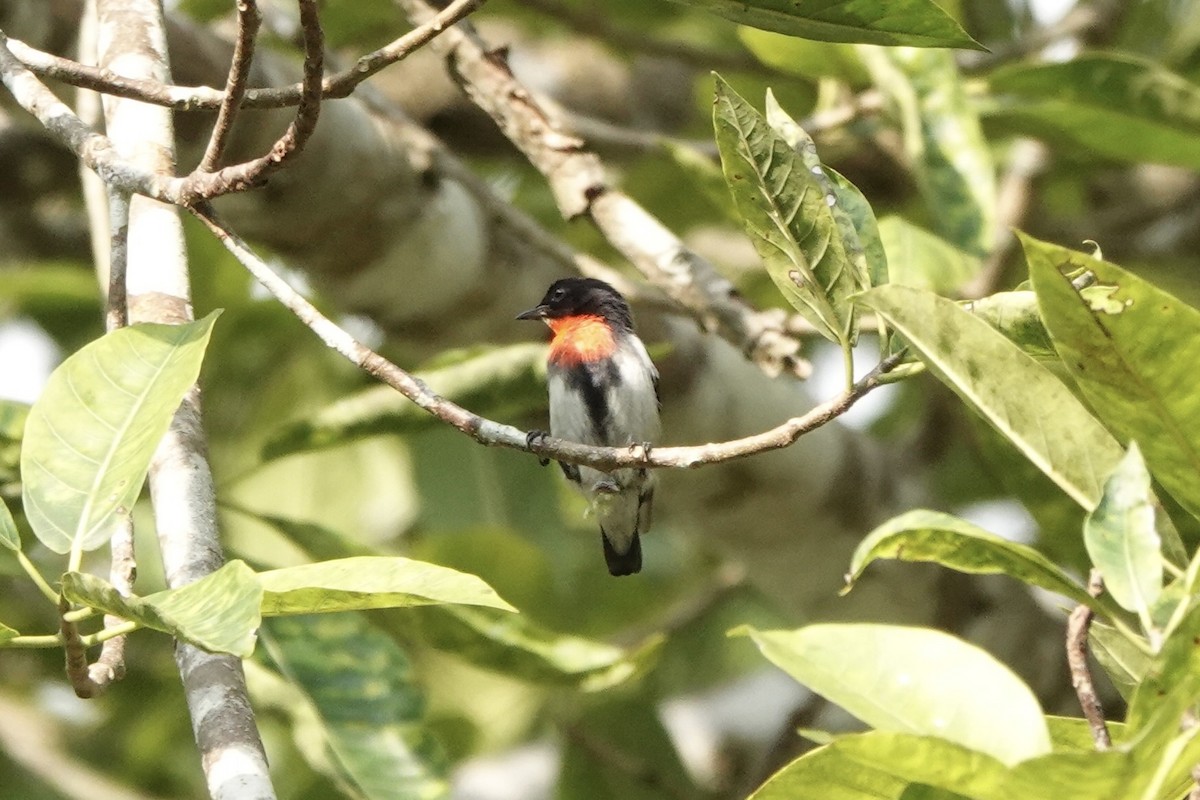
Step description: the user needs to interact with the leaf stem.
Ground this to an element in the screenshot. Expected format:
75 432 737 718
16 551 59 605
5 634 61 648
81 620 139 646
841 341 855 392
61 606 96 623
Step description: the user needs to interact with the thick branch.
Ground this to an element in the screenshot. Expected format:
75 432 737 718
397 0 806 377
193 203 898 472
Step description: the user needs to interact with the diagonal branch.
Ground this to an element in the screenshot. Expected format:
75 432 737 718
396 0 805 377
192 203 899 472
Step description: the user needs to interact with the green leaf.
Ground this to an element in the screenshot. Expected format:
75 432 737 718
1024 233 1200 520
21 313 219 556
0 496 19 551
966 291 1058 360
257 557 516 616
878 216 981 294
750 732 1007 800
261 343 547 460
0 621 18 642
987 54 1200 169
663 142 740 224
714 76 868 345
0 400 28 487
1046 715 1127 751
859 47 996 254
845 509 1124 620
1084 444 1162 623
1129 600 1200 752
1088 621 1152 703
258 614 446 800
410 605 659 691
61 560 261 656
735 624 1051 765
858 285 1125 509
737 27 869 84
826 167 888 287
764 90 876 294
666 0 982 49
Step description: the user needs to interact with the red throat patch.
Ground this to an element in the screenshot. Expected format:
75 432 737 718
546 315 617 366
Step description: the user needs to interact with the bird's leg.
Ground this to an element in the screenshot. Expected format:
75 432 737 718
526 429 551 467
628 441 653 480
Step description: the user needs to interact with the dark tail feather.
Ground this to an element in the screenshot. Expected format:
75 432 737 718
601 528 642 576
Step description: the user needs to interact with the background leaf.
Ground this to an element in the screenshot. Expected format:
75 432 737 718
61 559 261 656
987 54 1200 168
261 343 547 461
258 614 447 800
1084 444 1162 622
21 313 219 555
878 216 980 293
665 0 981 49
858 285 1125 509
860 47 996 254
258 557 516 616
736 624 1052 765
1025 234 1200 519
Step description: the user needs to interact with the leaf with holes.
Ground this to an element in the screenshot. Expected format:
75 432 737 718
21 313 219 556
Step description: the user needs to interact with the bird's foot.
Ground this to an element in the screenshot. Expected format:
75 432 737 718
526 429 551 467
629 441 653 479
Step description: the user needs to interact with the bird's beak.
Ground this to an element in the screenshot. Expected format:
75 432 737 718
516 305 548 321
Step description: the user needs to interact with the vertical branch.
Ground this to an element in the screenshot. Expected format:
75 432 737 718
198 0 261 172
1066 569 1111 750
92 0 276 797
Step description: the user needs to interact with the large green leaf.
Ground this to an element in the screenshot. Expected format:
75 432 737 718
987 54 1200 169
826 167 888 287
260 343 547 461
859 47 995 254
665 0 981 49
714 76 868 345
258 557 516 616
61 559 261 657
845 509 1124 620
738 27 869 84
1024 234 1200 519
21 314 219 556
258 614 446 800
0 496 19 551
1084 445 1162 624
878 216 980 294
736 624 1051 765
966 291 1057 360
858 285 1124 509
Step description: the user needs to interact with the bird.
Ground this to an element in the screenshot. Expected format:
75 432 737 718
517 278 660 576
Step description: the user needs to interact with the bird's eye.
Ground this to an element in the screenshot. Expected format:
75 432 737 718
551 288 566 301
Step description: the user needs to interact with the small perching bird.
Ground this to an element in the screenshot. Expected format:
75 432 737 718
517 278 661 576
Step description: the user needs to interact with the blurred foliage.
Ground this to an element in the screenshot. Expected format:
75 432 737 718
2 0 1200 798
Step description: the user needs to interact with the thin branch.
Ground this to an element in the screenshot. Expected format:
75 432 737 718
1066 569 1111 750
199 0 262 172
397 0 806 377
6 0 488 111
192 202 900 472
178 0 323 202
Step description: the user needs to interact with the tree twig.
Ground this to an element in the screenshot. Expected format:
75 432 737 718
178 0 323 202
5 0 488 111
192 202 900 471
1066 569 1111 750
198 0 262 172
